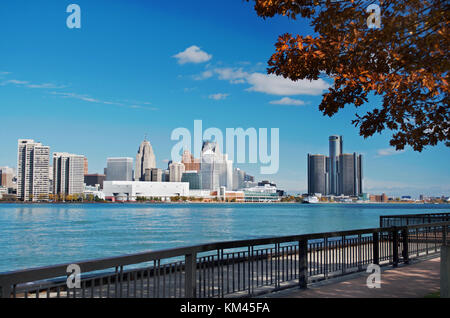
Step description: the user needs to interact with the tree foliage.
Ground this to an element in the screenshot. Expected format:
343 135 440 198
247 0 449 151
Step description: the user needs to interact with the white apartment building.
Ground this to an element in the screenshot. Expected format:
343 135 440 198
169 162 185 182
17 139 50 201
53 152 85 196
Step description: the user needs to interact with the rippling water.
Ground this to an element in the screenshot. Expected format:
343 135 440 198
0 203 448 272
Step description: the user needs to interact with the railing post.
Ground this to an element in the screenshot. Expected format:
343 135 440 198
443 225 447 246
0 280 11 298
402 228 409 264
185 252 197 298
298 239 308 289
392 228 399 268
373 232 379 265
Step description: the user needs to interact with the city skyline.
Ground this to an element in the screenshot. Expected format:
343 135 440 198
0 1 449 197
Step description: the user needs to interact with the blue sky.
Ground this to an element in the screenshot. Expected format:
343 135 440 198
0 0 448 197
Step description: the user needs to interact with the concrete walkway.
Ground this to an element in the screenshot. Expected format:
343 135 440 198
265 257 441 298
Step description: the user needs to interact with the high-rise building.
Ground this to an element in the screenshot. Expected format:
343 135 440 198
181 150 201 172
329 135 343 195
232 168 246 191
306 136 363 196
150 168 163 182
135 139 156 181
338 153 363 196
200 141 233 191
0 167 14 188
53 152 85 196
169 162 185 182
106 158 133 181
181 171 202 190
307 154 329 195
17 139 50 201
83 157 89 175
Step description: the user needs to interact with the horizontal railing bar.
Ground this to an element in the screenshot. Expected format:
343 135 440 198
380 212 450 219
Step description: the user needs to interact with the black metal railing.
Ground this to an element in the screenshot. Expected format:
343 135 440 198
380 212 450 227
0 221 448 298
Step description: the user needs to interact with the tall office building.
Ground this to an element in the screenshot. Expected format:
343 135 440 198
150 168 163 182
53 153 85 196
200 141 233 191
181 150 201 172
135 139 156 181
306 136 363 196
232 168 246 191
17 139 50 201
328 135 343 195
307 154 329 195
338 153 363 196
182 171 202 190
106 158 133 181
169 162 185 182
0 167 14 188
83 157 89 175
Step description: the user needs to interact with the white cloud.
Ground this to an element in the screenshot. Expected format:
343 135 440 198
376 148 406 157
246 73 329 96
193 70 213 80
174 46 212 65
269 97 306 106
209 93 229 100
214 68 249 83
50 92 157 110
0 78 65 89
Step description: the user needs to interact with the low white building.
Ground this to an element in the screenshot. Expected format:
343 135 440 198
83 185 105 200
103 181 189 201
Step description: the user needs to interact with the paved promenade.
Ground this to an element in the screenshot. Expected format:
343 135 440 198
265 256 441 298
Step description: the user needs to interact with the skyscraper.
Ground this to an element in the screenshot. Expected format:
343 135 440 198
106 158 133 181
329 135 343 195
0 167 14 188
307 154 329 195
83 157 89 175
17 139 50 201
338 153 363 196
232 168 246 191
306 136 363 196
53 152 85 196
135 139 156 181
200 141 233 191
169 162 185 182
181 150 200 172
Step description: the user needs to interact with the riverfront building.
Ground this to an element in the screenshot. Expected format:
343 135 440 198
307 136 363 196
169 162 185 182
106 158 133 181
181 171 202 190
103 181 189 201
338 153 363 197
200 141 233 191
53 152 85 196
307 154 329 195
84 174 106 189
17 139 50 201
0 167 14 189
134 139 156 181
